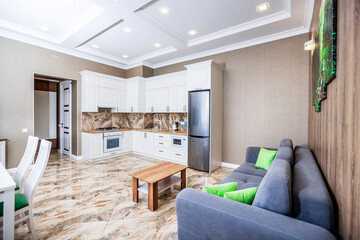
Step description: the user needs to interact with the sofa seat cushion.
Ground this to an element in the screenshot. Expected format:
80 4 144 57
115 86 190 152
233 162 267 177
220 172 263 190
252 159 292 216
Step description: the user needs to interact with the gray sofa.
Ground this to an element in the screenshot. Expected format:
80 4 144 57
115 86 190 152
176 139 336 240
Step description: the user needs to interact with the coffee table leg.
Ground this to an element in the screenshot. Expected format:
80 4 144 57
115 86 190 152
132 177 139 203
181 169 186 190
148 182 158 211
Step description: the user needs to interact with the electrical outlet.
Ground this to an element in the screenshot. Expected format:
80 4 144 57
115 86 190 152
22 128 28 133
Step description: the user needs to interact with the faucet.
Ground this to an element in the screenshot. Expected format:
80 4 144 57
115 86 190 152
154 119 162 130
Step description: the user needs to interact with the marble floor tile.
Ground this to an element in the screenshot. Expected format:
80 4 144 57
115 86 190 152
10 153 232 239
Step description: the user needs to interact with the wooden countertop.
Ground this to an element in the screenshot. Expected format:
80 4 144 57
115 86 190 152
82 128 187 136
0 139 7 142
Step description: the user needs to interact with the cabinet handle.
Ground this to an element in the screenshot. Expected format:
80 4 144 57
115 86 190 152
159 150 164 153
151 106 154 112
176 153 181 156
159 136 163 138
144 132 147 138
183 105 187 112
131 106 133 112
159 142 163 145
111 152 116 155
167 106 170 112
195 88 202 90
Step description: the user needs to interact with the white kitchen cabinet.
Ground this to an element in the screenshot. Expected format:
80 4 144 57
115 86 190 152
126 77 146 113
82 133 103 160
146 89 156 112
132 131 153 155
121 131 132 153
81 72 98 112
116 89 126 112
169 85 187 112
98 87 116 107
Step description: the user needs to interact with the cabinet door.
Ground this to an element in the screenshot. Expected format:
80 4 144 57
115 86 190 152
146 89 156 113
169 87 178 112
159 88 169 112
143 132 154 155
132 131 142 153
187 68 210 90
98 77 116 88
98 87 116 106
84 84 98 112
116 89 126 112
126 81 139 112
122 131 132 152
93 134 103 158
178 85 187 112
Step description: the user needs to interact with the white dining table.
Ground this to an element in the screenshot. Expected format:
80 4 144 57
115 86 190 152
0 162 15 240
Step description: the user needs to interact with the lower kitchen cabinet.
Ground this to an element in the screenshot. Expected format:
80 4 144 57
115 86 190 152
82 133 103 160
82 130 187 164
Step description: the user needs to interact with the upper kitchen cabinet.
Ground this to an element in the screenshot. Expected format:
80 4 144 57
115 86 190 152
81 71 98 112
146 71 187 113
185 60 225 91
126 77 146 113
81 70 126 113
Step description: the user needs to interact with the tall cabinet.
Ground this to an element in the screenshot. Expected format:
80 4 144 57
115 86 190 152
185 60 224 173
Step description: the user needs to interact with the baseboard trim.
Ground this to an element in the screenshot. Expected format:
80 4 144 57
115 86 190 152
70 154 83 161
221 162 239 169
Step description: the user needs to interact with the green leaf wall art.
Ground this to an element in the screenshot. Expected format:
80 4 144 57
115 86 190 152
312 0 337 112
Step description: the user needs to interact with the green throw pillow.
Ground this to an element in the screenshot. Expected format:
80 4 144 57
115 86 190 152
255 148 277 170
205 182 237 197
224 187 259 204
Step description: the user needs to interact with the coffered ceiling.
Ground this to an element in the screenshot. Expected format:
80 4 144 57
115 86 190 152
0 0 314 69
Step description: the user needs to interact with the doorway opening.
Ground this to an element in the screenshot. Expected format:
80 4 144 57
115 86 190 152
33 73 75 157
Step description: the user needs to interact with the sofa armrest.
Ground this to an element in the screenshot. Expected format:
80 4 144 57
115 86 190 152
245 147 261 164
176 189 336 240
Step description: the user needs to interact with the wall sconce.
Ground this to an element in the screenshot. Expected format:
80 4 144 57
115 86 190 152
304 39 315 50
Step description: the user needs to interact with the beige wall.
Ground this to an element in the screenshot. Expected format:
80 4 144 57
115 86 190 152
155 34 309 164
125 65 154 78
0 36 125 168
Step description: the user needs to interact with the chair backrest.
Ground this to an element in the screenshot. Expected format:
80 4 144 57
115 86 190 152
24 139 51 203
14 136 39 190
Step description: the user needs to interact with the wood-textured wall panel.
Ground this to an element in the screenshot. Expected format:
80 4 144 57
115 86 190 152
308 0 360 239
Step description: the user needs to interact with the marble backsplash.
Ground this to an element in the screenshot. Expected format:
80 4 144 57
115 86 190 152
82 109 187 132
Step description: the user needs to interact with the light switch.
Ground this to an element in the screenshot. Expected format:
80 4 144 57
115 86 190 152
22 128 28 133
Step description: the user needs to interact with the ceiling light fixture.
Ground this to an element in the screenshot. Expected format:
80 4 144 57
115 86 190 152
159 6 170 14
40 26 49 32
154 43 161 47
256 2 270 12
91 44 99 49
123 27 131 33
188 29 197 36
122 55 129 59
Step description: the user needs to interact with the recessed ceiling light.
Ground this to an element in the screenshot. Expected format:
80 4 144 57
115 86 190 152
91 44 99 49
188 29 197 36
154 43 161 47
122 55 129 59
256 2 270 12
40 26 49 32
123 27 131 33
159 6 170 14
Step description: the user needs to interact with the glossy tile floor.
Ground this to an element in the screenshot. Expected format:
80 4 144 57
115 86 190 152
12 153 232 240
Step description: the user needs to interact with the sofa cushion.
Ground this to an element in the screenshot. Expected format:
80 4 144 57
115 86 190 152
292 146 334 232
224 187 258 204
220 172 263 190
274 146 294 167
252 159 292 216
233 162 267 177
279 139 293 149
205 182 237 197
255 148 277 170
245 147 277 164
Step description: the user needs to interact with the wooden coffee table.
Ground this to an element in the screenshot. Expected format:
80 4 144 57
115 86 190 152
129 162 188 211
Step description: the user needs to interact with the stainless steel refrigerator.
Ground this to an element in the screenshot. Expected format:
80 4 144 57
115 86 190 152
188 90 210 172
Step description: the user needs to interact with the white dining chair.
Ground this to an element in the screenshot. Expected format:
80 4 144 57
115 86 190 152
13 135 39 193
0 139 51 240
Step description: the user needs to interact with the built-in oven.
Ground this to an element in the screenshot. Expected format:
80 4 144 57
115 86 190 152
171 135 187 149
104 132 122 153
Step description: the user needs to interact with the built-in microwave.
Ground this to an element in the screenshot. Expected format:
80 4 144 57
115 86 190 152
171 135 187 149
